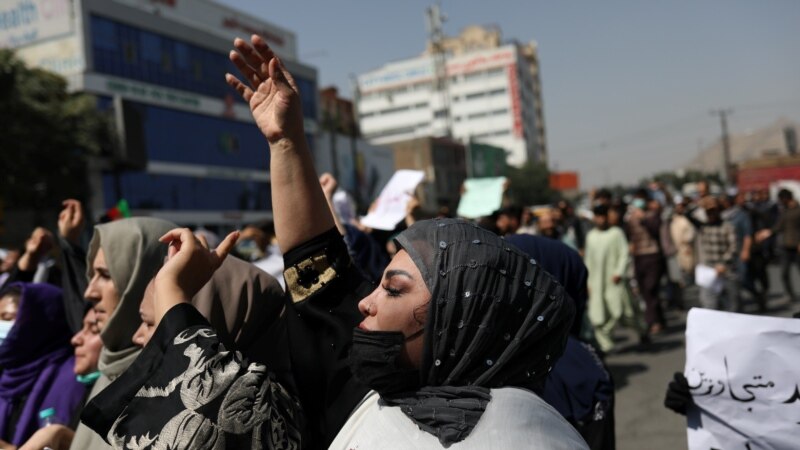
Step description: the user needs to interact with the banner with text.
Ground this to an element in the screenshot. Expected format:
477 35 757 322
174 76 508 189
684 308 800 450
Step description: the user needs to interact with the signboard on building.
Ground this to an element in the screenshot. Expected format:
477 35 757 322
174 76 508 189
109 0 297 59
507 64 523 138
468 142 507 178
549 171 579 191
0 0 73 47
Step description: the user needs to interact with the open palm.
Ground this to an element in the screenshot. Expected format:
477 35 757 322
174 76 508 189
226 35 304 144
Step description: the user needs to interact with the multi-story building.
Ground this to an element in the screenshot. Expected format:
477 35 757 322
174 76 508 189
2 0 318 226
356 25 546 167
315 87 395 209
391 137 466 214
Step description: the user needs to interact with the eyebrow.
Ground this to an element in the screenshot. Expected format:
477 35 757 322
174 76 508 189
384 269 414 281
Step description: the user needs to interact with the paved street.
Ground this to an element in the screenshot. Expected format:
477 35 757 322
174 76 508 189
609 265 799 450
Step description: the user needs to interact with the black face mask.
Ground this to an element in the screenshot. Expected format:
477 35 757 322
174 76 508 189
349 328 422 398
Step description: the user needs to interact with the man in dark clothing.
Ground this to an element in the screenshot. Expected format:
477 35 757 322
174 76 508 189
626 189 666 334
757 189 800 302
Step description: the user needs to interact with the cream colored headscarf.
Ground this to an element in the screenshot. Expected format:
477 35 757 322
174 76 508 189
72 217 176 450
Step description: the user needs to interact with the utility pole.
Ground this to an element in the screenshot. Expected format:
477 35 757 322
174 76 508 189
710 108 734 185
426 4 452 138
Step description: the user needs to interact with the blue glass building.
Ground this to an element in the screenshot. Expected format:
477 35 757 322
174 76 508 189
6 0 318 226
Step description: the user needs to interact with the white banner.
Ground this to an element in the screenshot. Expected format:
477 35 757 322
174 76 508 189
684 308 800 450
360 170 424 231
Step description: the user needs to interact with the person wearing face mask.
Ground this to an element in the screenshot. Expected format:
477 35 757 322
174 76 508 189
5 308 107 450
0 284 86 448
0 287 21 346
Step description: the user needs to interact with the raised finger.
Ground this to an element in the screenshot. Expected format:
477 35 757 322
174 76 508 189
274 57 299 93
213 231 240 265
250 35 275 67
229 50 261 88
233 38 267 79
225 73 254 102
195 233 209 250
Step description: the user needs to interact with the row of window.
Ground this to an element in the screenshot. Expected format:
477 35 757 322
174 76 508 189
103 172 271 211
359 66 507 100
460 108 509 121
359 86 507 120
470 129 512 139
90 15 317 119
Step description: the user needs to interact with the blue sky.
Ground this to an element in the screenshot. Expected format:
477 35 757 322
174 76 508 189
218 0 800 187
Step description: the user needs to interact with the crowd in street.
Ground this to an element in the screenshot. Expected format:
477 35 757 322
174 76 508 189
0 34 799 450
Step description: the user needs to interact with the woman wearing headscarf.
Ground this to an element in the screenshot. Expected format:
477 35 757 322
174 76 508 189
0 283 86 447
69 217 176 450
80 226 304 449
229 35 584 447
132 255 292 385
506 234 615 450
81 34 585 449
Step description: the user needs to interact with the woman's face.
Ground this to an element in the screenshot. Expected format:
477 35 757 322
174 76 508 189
0 292 20 321
71 309 103 375
357 249 431 368
132 279 157 347
84 248 120 332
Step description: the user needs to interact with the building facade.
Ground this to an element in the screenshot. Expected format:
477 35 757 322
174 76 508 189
315 87 395 211
356 25 546 167
3 0 318 225
391 137 466 214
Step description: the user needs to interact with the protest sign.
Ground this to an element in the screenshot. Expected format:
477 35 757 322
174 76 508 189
684 308 800 450
360 170 425 231
456 177 507 219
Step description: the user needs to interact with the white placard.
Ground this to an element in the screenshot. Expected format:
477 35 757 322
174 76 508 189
684 308 800 450
694 264 723 294
359 170 424 231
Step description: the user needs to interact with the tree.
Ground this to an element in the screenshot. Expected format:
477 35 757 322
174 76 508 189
0 49 113 211
506 161 557 206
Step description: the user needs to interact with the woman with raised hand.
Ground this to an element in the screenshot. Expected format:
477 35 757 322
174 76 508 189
80 228 304 449
222 35 586 449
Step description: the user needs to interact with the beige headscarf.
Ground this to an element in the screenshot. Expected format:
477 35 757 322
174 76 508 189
72 217 176 450
191 255 289 378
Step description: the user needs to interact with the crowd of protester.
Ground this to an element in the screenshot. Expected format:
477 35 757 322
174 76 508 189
0 34 798 450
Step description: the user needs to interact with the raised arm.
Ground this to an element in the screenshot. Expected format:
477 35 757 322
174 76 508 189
226 35 335 253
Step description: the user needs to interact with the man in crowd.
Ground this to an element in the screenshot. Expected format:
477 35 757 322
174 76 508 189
757 189 800 303
626 189 666 334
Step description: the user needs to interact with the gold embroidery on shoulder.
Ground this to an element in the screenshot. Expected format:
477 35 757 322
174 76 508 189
284 251 338 304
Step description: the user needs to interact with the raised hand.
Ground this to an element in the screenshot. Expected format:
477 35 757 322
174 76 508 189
225 35 304 144
17 227 54 271
153 228 239 324
319 173 338 200
58 199 85 244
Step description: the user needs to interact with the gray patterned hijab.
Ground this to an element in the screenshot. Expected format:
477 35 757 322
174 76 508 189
387 218 575 446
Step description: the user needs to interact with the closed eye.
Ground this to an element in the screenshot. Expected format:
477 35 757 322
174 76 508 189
383 285 401 297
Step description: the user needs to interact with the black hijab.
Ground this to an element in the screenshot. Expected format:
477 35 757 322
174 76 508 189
384 219 575 446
